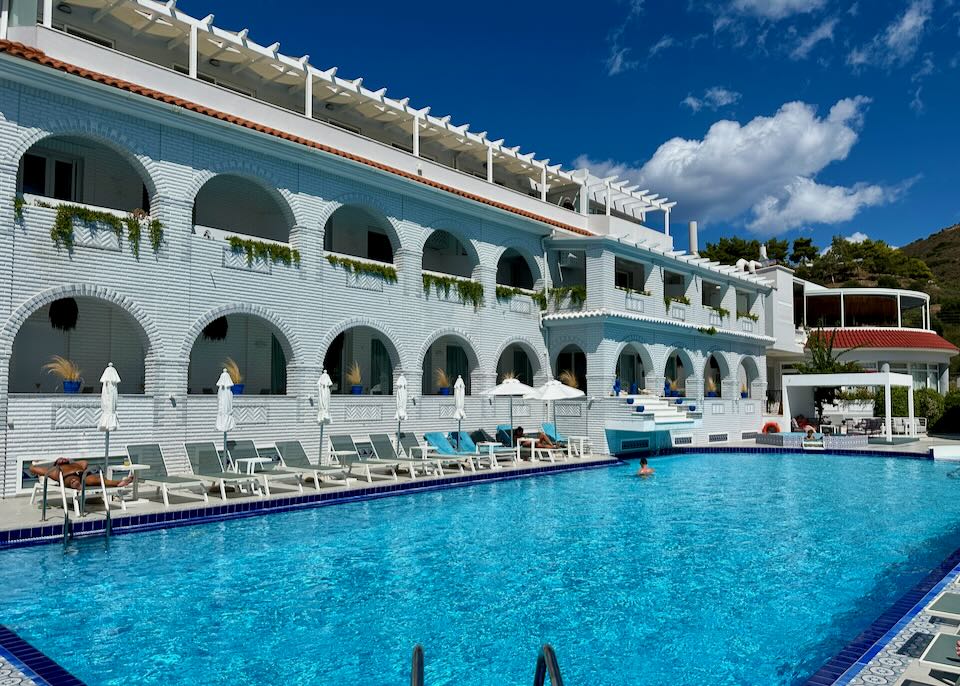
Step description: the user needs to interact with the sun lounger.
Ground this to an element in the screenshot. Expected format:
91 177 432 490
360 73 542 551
918 632 960 678
184 442 262 499
401 432 473 474
329 435 397 483
541 422 569 447
367 434 440 479
126 443 207 507
29 460 129 516
423 432 479 472
273 440 349 490
450 431 515 468
926 591 960 624
226 440 304 496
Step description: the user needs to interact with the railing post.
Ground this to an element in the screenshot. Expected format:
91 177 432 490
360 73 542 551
410 644 424 686
533 644 564 686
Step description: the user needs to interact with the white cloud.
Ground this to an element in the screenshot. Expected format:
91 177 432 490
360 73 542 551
791 18 837 59
604 0 645 76
606 47 637 76
910 86 925 114
848 0 932 68
730 0 825 20
846 231 870 243
648 35 676 58
574 97 907 235
681 87 742 112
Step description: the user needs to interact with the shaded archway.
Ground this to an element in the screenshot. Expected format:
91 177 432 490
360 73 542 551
17 134 154 213
704 353 726 398
496 248 537 290
495 342 540 386
421 333 479 395
10 296 150 394
322 325 400 395
615 343 651 394
323 204 398 263
193 174 292 243
664 349 693 397
422 229 478 278
187 313 293 395
555 344 587 393
738 356 760 398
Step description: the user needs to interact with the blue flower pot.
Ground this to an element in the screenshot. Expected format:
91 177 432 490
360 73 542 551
688 405 697 412
707 391 718 398
675 399 683 405
740 392 748 399
350 385 363 395
231 384 245 395
63 380 81 394
626 398 634 405
635 405 645 413
439 388 451 396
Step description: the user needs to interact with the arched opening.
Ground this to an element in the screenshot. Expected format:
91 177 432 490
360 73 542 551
18 135 152 213
496 343 538 386
738 357 760 399
422 230 477 278
704 354 724 398
193 174 291 243
496 249 536 290
10 297 148 394
323 204 396 264
422 334 478 395
664 350 690 397
322 326 399 395
615 344 648 395
555 344 587 394
187 314 291 395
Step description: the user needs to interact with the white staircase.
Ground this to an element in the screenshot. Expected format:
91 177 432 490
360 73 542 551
604 394 702 434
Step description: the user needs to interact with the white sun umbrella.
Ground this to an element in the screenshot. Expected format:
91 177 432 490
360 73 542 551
215 368 236 469
317 369 332 464
97 362 121 475
526 379 586 426
394 374 408 457
452 375 466 449
484 378 533 447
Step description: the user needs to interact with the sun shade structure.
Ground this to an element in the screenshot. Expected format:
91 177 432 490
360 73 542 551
316 369 332 464
782 372 915 444
526 379 585 426
452 375 466 449
394 374 408 458
484 378 534 447
215 368 235 466
98 362 121 475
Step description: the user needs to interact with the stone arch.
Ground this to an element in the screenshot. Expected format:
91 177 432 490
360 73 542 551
188 170 298 239
181 304 300 363
418 327 482 395
320 201 403 260
316 191 404 249
703 351 730 397
737 355 761 397
612 340 655 392
415 217 482 264
317 317 405 370
662 346 696 396
318 318 404 395
494 244 542 289
489 337 547 384
11 124 160 200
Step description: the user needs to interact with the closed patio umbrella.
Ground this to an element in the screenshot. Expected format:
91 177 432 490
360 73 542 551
98 362 121 475
484 378 533 447
453 375 466 449
317 369 332 464
394 374 408 457
216 368 236 469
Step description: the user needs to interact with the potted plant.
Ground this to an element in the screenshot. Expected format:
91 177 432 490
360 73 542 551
669 379 680 397
346 362 363 395
740 383 749 399
434 368 451 395
706 376 718 398
559 370 579 388
43 355 82 393
224 357 245 395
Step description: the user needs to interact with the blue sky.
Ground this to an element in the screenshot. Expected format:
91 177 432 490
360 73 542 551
180 0 960 252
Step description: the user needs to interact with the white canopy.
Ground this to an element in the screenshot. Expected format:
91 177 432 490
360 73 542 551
215 368 236 433
317 370 332 425
484 378 534 397
97 362 120 432
453 376 466 421
525 380 585 402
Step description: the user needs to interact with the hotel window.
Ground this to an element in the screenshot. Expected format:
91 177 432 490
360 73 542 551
805 294 842 327
663 270 686 300
736 289 756 317
19 153 81 201
614 258 645 291
702 281 723 309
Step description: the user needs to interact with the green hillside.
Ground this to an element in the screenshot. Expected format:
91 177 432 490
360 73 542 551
900 223 960 301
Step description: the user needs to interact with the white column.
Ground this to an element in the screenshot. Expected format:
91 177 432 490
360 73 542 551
604 184 611 216
485 145 493 183
907 383 915 437
0 0 9 40
897 294 902 327
188 23 198 78
304 70 313 119
664 209 670 236
884 379 892 443
579 183 588 216
940 365 950 394
540 166 547 202
840 293 845 327
42 0 52 27
413 116 420 158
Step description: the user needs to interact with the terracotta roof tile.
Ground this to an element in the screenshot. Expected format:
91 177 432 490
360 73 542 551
809 328 958 352
0 40 594 238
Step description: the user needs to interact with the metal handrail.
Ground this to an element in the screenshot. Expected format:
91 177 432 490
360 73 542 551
410 644 424 686
533 644 564 686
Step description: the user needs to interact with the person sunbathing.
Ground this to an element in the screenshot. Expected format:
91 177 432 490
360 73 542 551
30 457 133 490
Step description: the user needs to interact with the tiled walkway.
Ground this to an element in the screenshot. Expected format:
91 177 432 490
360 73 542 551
0 655 39 686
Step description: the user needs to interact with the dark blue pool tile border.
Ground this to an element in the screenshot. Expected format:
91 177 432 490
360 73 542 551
0 458 620 551
0 625 85 685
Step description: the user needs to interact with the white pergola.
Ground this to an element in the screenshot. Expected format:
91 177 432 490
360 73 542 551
782 372 915 444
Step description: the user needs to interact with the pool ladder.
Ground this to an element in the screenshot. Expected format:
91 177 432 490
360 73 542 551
37 467 113 546
409 643 564 685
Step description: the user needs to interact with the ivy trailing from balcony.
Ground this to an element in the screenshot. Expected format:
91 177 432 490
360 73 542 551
550 285 587 309
531 290 548 310
13 196 24 222
326 254 397 282
495 285 527 301
422 273 484 310
707 305 730 319
698 326 719 336
228 235 301 267
45 202 165 256
616 286 651 296
664 295 691 310
737 310 759 321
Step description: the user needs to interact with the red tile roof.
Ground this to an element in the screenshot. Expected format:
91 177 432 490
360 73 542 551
810 328 959 352
0 40 595 238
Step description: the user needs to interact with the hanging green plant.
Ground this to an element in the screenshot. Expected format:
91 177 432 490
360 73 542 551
13 196 24 222
698 326 719 336
326 254 397 282
148 219 164 253
664 295 691 310
737 310 759 321
548 285 587 309
707 305 730 319
422 273 484 310
495 285 526 301
124 215 142 258
51 204 123 251
616 286 651 296
531 290 548 310
228 236 301 267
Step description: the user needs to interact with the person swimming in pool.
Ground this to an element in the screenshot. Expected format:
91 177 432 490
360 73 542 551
30 457 133 490
636 456 654 477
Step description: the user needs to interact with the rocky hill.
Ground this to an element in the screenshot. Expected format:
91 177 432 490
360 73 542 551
901 223 960 301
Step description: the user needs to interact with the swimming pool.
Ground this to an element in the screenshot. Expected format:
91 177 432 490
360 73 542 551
2 451 960 685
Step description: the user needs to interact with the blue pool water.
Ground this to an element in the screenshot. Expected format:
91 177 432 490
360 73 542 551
3 451 960 685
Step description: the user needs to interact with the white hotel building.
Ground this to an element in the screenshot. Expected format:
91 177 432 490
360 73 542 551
0 0 953 496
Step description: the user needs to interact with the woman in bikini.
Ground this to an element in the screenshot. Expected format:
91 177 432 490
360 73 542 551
30 457 133 490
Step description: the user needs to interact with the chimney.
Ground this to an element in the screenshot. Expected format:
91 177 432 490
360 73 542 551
688 221 699 255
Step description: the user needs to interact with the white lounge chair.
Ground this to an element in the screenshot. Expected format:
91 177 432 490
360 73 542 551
226 439 304 495
126 443 208 507
273 440 350 490
183 442 262 499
